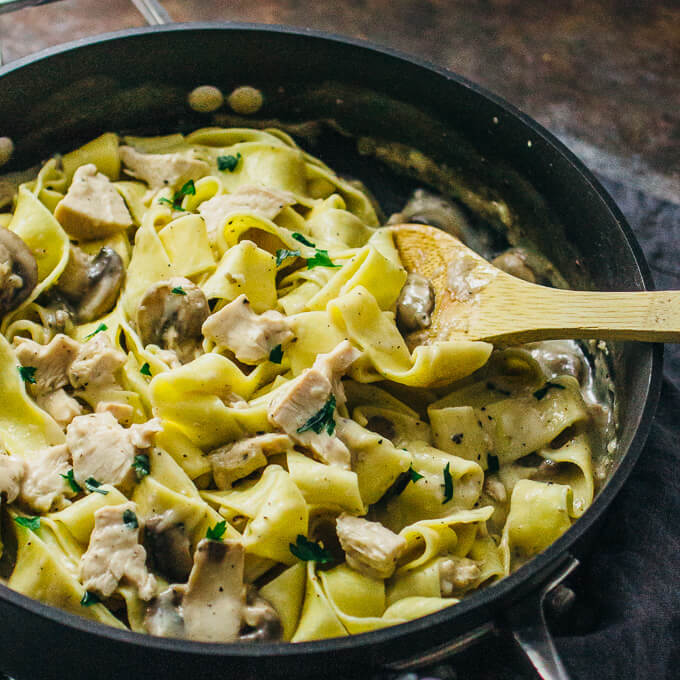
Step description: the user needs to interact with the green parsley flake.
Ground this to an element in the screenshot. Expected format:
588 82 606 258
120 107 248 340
297 395 336 436
291 232 316 248
269 344 283 364
409 465 425 483
18 365 37 384
123 509 139 529
140 362 152 376
14 516 40 531
533 381 566 400
289 534 333 564
171 286 187 296
85 323 107 339
217 153 242 172
442 462 454 504
275 248 301 266
132 454 150 480
159 179 196 210
206 520 227 541
85 477 109 495
306 249 340 269
80 591 100 607
60 469 83 493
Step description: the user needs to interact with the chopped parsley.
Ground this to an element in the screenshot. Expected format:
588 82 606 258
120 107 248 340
409 465 424 483
140 362 152 376
18 365 37 384
532 381 566 401
217 153 242 172
269 344 283 364
275 248 300 266
14 516 40 531
123 509 139 529
206 520 227 541
289 534 333 564
442 462 454 504
297 395 336 436
80 591 100 607
85 477 109 495
85 323 107 339
132 454 150 480
60 469 83 493
291 232 316 247
306 249 341 269
487 454 500 474
158 179 196 210
171 286 187 296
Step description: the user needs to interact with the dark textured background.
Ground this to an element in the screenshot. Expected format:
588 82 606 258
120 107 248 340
0 2 678 679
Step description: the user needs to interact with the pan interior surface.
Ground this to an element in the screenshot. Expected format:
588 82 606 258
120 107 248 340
0 24 661 680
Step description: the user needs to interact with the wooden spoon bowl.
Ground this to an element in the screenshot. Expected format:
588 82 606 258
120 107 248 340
391 223 680 345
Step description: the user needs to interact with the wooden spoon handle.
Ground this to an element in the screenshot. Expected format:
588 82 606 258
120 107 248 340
473 280 680 344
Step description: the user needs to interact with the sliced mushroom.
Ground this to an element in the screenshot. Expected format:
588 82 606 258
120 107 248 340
240 587 283 642
396 272 435 332
0 228 38 315
136 277 209 364
388 188 471 243
491 247 537 283
144 584 186 638
145 512 193 582
56 245 125 323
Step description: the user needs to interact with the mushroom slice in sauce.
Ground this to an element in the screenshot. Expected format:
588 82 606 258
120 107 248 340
145 511 193 583
396 272 435 332
181 538 247 643
136 277 209 364
0 228 38 315
240 586 283 642
56 245 125 323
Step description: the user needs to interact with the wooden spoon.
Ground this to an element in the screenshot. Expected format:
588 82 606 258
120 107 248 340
390 223 680 345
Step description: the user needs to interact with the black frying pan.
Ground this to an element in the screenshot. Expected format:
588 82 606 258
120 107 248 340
0 20 663 680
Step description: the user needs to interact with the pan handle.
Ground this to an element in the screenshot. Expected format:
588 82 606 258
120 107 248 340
502 555 580 680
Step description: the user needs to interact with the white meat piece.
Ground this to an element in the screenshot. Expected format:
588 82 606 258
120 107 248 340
483 476 507 504
201 294 294 364
198 184 296 237
95 401 135 426
439 556 481 595
267 341 360 469
312 340 361 407
80 501 157 600
336 513 407 579
182 538 246 643
54 164 133 239
66 412 159 489
119 146 209 190
14 333 81 395
0 454 25 503
19 444 74 513
209 433 292 489
68 333 126 389
37 388 83 428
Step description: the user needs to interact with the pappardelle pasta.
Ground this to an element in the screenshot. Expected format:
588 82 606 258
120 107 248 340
0 127 602 642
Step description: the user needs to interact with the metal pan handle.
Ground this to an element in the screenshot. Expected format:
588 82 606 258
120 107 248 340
502 555 579 680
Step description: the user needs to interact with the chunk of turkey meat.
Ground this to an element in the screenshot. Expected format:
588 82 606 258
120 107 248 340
267 341 360 469
120 146 209 191
36 388 83 428
54 164 133 240
68 333 126 389
0 454 25 503
209 433 292 489
66 412 161 490
336 513 406 579
198 184 296 237
19 444 75 513
80 501 156 600
14 333 80 395
439 556 482 595
201 294 294 364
